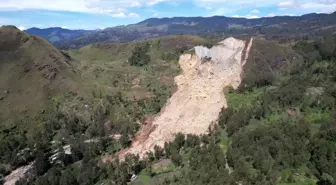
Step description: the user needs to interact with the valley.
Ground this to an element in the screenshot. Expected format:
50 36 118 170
0 11 336 185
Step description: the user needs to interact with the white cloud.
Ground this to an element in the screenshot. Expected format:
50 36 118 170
61 26 68 29
0 0 167 16
147 0 167 6
250 9 260 14
128 12 140 18
245 15 260 19
233 14 260 19
267 13 277 17
207 7 232 16
300 2 336 12
110 12 140 18
278 1 294 9
277 0 336 12
1 0 336 21
284 13 296 16
152 12 159 17
18 26 26 30
195 0 336 15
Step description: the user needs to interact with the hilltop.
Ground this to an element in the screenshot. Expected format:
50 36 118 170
0 26 84 125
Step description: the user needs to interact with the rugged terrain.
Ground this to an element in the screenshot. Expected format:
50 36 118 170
119 37 253 158
2 24 336 185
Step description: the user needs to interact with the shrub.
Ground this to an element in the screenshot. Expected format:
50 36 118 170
128 43 151 66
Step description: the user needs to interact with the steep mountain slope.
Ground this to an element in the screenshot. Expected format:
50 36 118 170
0 26 83 125
25 27 95 44
56 12 336 49
0 33 212 185
130 36 336 185
118 37 253 158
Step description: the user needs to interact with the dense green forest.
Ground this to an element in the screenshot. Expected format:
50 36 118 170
1 30 336 185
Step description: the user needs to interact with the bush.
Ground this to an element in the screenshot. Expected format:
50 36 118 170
128 43 151 66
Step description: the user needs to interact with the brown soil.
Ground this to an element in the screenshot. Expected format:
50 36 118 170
152 159 172 169
159 76 174 85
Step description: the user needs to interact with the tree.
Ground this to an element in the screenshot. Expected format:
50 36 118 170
47 168 61 185
154 145 164 160
170 149 182 167
128 43 151 66
172 133 185 150
185 134 200 148
35 150 50 176
60 169 78 185
164 142 172 158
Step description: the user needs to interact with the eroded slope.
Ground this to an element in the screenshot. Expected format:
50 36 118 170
119 37 253 158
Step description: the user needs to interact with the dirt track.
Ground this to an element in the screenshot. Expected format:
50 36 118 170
119 37 253 158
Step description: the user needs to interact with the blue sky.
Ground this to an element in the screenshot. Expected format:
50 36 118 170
0 0 335 30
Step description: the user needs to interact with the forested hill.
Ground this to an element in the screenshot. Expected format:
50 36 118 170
54 12 336 49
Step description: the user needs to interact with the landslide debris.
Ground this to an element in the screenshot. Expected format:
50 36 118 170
119 37 253 158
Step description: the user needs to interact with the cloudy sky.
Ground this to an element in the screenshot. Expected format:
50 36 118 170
0 0 335 30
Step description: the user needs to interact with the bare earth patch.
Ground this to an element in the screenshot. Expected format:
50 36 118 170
4 163 34 185
119 37 253 158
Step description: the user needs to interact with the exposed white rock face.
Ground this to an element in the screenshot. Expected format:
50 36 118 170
119 37 253 158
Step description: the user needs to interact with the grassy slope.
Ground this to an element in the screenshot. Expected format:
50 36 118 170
66 35 208 124
0 29 210 179
0 27 208 130
0 26 86 127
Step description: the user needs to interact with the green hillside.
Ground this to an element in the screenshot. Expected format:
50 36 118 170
0 30 210 184
0 26 85 126
2 25 336 185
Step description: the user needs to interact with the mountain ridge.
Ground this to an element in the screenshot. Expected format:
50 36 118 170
58 12 336 48
25 27 96 44
23 12 336 49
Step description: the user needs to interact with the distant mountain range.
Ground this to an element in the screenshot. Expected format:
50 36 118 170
25 12 336 49
25 27 97 44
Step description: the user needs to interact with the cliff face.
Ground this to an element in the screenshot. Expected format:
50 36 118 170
119 37 254 158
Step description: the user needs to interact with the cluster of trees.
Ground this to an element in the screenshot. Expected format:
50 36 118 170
0 127 30 167
129 43 151 66
162 137 231 185
295 34 336 63
227 120 311 184
161 46 188 61
309 121 336 185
